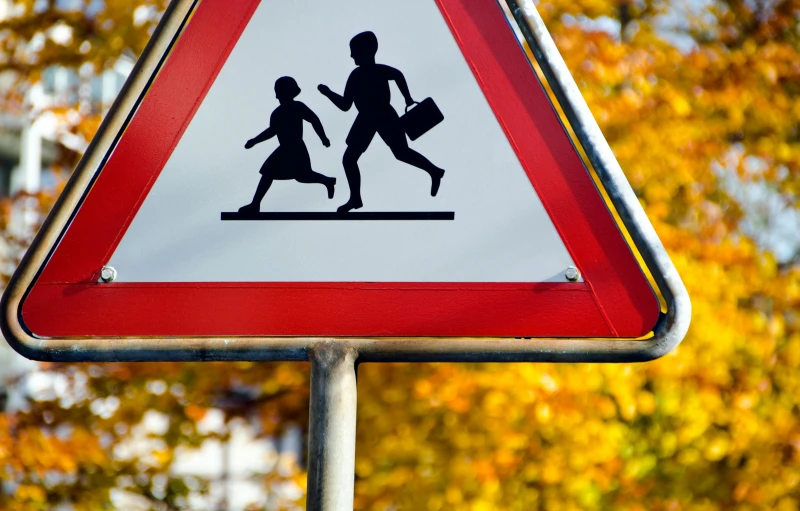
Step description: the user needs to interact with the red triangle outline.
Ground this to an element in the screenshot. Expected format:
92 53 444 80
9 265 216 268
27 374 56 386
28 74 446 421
21 0 659 338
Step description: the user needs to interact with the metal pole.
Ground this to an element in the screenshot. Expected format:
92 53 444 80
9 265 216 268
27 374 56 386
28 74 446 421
306 342 358 511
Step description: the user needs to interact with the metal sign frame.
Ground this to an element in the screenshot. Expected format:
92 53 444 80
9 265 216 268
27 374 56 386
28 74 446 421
1 0 690 363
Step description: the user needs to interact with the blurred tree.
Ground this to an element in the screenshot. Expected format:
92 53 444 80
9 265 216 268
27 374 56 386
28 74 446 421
353 1 800 509
1 2 309 510
1 0 799 510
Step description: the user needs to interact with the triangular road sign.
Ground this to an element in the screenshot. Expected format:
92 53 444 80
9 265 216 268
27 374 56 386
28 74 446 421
2 0 690 360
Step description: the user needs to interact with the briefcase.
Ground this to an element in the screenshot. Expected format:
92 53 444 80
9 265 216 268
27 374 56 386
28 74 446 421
401 97 444 141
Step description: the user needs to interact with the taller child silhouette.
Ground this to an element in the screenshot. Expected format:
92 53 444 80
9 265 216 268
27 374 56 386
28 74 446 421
318 31 445 213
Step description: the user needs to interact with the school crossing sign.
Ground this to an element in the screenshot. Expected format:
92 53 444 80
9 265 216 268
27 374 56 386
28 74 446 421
1 0 689 361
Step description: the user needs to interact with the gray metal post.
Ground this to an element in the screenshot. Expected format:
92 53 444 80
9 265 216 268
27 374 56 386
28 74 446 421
306 342 358 511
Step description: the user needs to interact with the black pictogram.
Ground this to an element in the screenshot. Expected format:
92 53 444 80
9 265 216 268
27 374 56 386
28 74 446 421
224 32 452 221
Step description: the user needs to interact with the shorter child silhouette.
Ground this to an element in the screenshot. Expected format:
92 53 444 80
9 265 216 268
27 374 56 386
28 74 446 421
239 76 335 213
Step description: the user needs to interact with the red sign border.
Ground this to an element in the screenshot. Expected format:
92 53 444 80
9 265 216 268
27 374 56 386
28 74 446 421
20 0 659 338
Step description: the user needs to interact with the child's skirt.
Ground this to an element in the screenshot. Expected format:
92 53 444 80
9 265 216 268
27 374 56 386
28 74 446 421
259 142 313 180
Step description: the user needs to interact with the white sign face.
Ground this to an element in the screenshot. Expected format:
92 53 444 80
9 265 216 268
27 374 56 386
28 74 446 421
108 0 575 283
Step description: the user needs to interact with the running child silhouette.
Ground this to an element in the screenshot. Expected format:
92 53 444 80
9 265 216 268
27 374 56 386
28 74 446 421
318 31 445 213
239 76 335 213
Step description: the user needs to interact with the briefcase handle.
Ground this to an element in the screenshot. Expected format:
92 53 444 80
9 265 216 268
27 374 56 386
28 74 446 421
404 101 421 113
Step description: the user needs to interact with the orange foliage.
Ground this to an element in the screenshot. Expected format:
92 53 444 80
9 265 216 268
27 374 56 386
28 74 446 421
1 0 799 509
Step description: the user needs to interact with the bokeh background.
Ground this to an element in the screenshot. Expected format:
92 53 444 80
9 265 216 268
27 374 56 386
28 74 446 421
1 0 799 509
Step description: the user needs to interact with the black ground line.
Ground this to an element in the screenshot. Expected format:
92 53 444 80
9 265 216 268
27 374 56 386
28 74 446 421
220 211 455 221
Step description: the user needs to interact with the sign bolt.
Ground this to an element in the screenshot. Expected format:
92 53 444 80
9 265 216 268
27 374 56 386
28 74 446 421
565 266 580 282
100 266 117 283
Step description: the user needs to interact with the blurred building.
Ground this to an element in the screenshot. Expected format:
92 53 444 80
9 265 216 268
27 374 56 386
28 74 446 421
0 0 133 197
0 61 133 197
0 0 133 400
